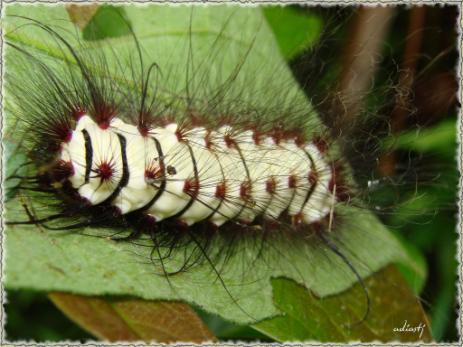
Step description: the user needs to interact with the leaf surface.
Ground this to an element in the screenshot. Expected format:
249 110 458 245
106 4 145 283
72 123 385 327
263 6 323 59
254 265 432 342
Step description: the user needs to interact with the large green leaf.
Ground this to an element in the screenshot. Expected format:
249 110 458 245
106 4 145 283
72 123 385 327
384 118 457 156
263 6 323 60
4 4 423 337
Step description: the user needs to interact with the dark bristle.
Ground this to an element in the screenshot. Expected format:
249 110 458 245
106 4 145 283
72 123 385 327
47 119 73 144
138 124 150 137
187 111 205 127
175 128 185 142
92 103 117 129
71 107 86 121
331 162 351 202
96 162 114 181
145 166 162 181
183 177 200 198
137 111 156 137
313 136 328 153
51 160 74 182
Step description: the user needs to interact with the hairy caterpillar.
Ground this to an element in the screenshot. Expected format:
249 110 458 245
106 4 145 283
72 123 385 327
3 4 457 343
59 113 335 227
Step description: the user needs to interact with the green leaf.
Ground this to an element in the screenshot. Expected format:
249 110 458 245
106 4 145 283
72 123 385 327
254 266 432 342
5 201 422 326
393 233 427 295
384 119 457 155
4 140 28 202
430 227 458 340
263 6 323 60
82 5 132 41
4 4 424 339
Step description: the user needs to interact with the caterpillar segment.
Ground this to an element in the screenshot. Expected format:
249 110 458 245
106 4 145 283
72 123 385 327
59 114 337 228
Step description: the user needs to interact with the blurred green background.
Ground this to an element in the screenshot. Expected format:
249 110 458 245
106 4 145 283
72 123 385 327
4 4 458 342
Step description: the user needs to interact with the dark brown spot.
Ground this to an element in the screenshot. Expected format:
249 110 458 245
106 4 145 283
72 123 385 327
99 122 110 130
206 220 219 231
336 185 351 202
313 136 328 153
138 124 150 137
215 182 226 199
175 129 185 142
183 178 199 197
93 102 116 129
330 162 350 202
295 134 306 147
71 107 86 121
175 220 189 232
328 163 338 193
63 130 73 143
137 112 156 137
266 177 276 194
110 205 122 217
292 212 304 226
224 134 235 148
240 181 252 201
143 214 157 224
167 165 177 175
188 111 204 126
308 169 318 185
96 162 113 181
265 219 280 231
145 167 162 181
310 221 324 234
252 131 261 145
205 131 213 149
270 127 285 144
51 121 73 144
328 176 335 193
288 175 298 188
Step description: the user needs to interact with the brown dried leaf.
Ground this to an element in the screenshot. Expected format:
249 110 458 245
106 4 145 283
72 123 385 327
65 4 99 29
48 293 216 343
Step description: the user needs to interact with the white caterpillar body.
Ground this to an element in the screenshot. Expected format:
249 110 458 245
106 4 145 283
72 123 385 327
60 115 335 227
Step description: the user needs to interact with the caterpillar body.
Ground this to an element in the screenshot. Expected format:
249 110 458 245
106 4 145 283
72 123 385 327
57 113 335 228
